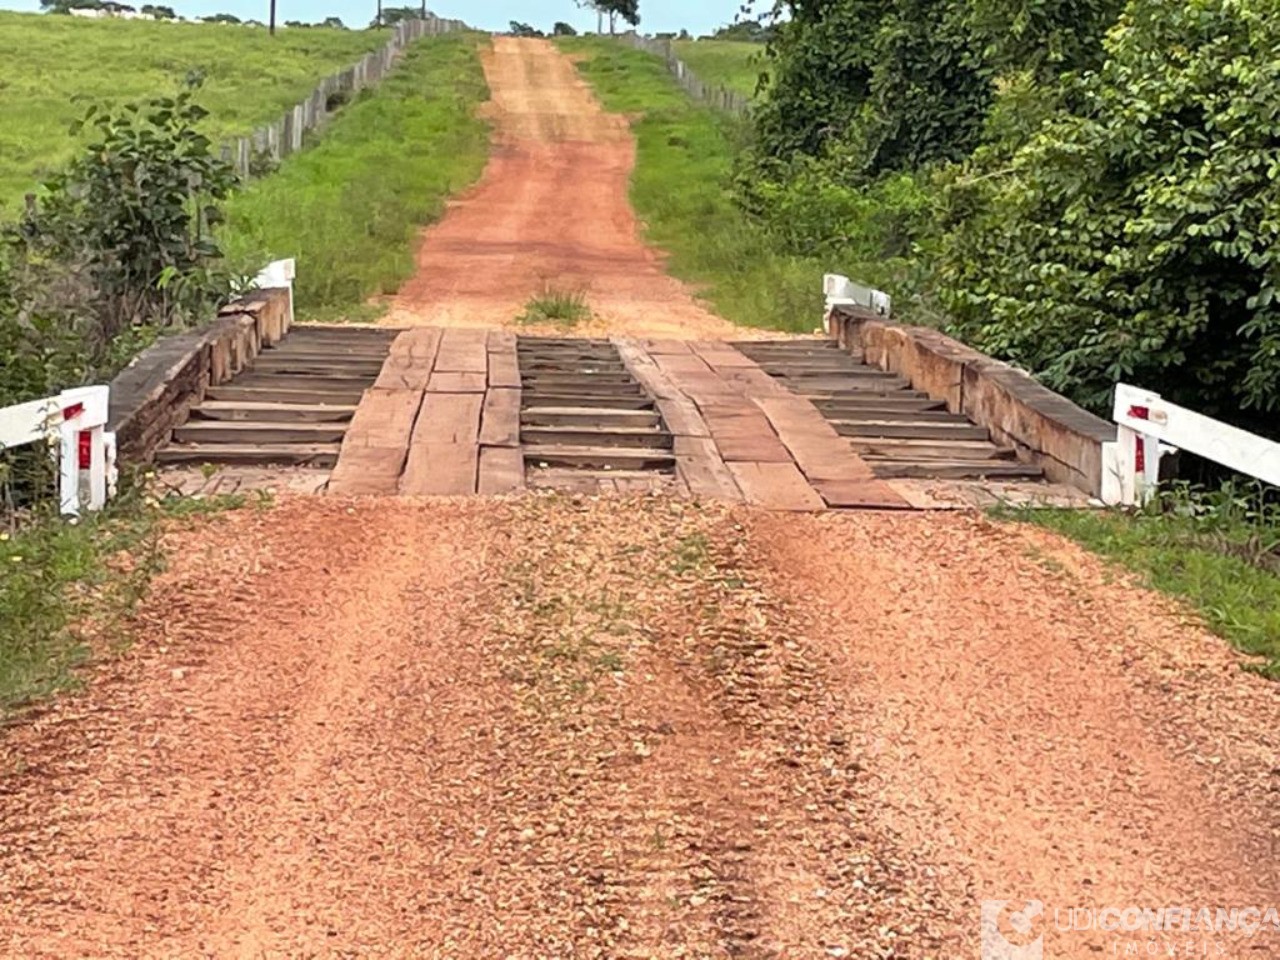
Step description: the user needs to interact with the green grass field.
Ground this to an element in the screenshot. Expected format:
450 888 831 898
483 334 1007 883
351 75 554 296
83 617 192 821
0 11 385 211
557 37 819 332
672 39 768 98
221 33 491 321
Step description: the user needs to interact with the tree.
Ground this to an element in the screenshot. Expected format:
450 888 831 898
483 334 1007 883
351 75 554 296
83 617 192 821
599 0 638 32
938 0 1280 425
200 12 242 22
372 5 419 26
508 20 543 36
321 15 346 27
140 3 177 17
552 20 576 35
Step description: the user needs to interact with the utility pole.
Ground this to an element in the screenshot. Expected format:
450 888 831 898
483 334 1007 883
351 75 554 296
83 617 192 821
269 0 276 34
376 0 382 26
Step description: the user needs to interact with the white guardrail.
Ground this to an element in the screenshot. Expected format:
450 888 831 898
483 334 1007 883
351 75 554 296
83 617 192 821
823 273 892 321
0 385 116 517
1104 384 1280 506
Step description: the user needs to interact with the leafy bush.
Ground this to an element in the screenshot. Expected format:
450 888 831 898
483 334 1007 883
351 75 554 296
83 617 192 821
938 0 1280 425
1 84 237 407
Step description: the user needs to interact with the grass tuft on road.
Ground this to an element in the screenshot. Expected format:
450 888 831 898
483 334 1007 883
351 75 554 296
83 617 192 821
0 11 385 211
220 33 491 322
518 286 592 327
557 37 821 333
1015 487 1280 678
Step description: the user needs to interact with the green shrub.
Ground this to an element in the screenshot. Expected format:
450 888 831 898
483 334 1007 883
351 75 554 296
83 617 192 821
937 0 1280 426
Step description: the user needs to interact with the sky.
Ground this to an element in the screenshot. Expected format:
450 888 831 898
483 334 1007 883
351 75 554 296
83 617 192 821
1 0 747 35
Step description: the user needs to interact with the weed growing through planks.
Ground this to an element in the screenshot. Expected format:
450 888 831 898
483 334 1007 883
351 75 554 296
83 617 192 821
220 34 490 322
517 286 593 328
1002 481 1280 679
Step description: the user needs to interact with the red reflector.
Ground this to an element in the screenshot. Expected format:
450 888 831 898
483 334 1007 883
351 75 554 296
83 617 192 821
1135 435 1146 474
78 430 92 470
63 402 84 421
1127 405 1150 420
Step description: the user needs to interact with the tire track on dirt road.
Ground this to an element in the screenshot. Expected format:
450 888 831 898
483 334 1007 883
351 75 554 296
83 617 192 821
382 37 754 339
1 497 1278 957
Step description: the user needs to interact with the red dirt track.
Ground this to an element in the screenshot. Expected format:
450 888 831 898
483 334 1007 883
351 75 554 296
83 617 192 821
382 37 751 339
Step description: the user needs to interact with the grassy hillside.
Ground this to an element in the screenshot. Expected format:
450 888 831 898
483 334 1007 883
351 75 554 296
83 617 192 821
672 40 767 98
221 33 491 321
0 11 385 211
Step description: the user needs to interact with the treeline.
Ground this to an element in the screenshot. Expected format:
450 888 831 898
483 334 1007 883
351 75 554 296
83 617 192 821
741 0 1280 430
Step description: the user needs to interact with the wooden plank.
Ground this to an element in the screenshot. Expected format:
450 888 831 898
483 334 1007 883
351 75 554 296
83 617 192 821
850 439 1014 461
206 385 366 405
488 349 522 389
700 405 791 463
652 353 714 380
688 341 758 369
643 339 694 354
427 371 487 393
376 329 440 390
479 388 521 447
478 446 525 495
812 478 913 510
523 446 676 471
717 367 790 397
839 421 991 441
862 458 1045 479
341 387 422 448
654 398 709 438
192 401 357 423
673 436 742 501
487 329 518 353
155 442 339 467
754 395 877 482
412 393 482 445
172 421 347 444
520 426 672 449
521 407 660 429
726 461 825 512
327 445 408 496
614 338 682 401
376 355 431 390
433 329 489 373
400 443 479 495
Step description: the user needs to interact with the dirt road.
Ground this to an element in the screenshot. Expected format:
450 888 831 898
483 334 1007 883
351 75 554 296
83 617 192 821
2 497 1277 958
382 38 753 339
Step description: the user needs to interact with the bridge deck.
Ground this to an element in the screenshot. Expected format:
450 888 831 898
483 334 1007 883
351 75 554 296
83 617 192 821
157 326 1087 510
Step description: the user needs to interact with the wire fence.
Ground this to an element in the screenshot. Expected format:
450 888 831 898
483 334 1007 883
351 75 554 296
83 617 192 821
617 33 751 115
220 16 469 179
